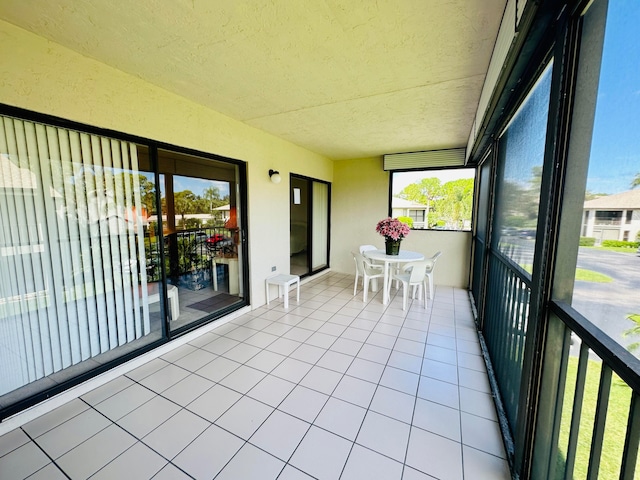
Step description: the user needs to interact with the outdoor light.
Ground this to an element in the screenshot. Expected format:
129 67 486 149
269 169 282 184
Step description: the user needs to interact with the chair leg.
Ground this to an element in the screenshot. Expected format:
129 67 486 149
427 272 434 299
353 272 359 296
402 282 408 311
363 277 369 302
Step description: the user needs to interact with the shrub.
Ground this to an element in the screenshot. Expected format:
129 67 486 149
579 237 596 246
397 216 414 228
601 240 640 248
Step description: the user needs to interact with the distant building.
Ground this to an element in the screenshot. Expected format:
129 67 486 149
582 189 640 243
391 197 428 229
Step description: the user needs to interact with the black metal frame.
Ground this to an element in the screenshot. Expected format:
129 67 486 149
289 173 331 278
467 0 612 477
387 165 477 232
0 103 251 420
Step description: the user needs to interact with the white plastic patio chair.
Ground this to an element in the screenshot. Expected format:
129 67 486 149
359 244 377 254
352 251 384 302
424 251 442 299
359 244 384 288
389 260 431 310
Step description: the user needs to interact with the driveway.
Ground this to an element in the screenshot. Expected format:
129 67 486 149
572 247 640 352
499 238 640 353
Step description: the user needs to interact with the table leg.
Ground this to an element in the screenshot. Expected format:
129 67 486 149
382 261 390 305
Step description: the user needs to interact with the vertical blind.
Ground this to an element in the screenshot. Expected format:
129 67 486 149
0 115 149 396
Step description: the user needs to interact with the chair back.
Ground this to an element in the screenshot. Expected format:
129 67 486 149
404 260 430 283
353 251 380 276
425 251 442 272
352 251 364 275
359 244 377 254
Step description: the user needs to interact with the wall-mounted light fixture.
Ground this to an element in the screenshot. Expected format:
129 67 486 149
269 169 282 184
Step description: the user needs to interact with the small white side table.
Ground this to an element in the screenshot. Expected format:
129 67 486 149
146 283 180 320
265 274 300 309
212 257 239 294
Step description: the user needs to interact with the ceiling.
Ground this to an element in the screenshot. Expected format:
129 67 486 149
0 0 506 160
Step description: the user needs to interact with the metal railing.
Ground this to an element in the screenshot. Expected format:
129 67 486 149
146 227 236 283
591 218 622 226
546 302 640 480
483 252 532 431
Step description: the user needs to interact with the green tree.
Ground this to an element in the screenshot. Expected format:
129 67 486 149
174 190 198 225
631 172 640 189
398 178 442 226
138 175 156 212
203 186 221 212
435 178 474 229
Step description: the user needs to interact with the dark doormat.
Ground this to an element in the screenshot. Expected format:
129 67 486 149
187 293 239 312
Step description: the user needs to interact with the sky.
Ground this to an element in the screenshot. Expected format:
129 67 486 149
172 176 230 198
586 0 640 194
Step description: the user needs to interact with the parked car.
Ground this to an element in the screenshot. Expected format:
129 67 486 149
519 229 536 239
501 227 518 236
175 230 208 243
206 233 229 245
207 234 234 254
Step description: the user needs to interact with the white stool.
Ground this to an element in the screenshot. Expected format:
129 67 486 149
146 283 180 320
266 274 300 309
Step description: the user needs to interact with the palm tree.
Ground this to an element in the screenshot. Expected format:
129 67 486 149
632 172 640 189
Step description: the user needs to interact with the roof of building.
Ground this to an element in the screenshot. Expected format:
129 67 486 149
583 189 640 209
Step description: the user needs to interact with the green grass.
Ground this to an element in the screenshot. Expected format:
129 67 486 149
521 265 613 283
555 356 637 479
586 246 640 254
574 268 613 283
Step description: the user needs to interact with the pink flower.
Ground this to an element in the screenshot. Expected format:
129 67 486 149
376 217 410 241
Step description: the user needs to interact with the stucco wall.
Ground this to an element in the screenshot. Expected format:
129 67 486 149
331 158 471 289
0 20 333 306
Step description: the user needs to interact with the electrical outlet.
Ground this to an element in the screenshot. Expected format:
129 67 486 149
271 266 276 272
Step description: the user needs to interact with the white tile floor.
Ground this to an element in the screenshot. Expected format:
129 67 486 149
0 272 511 480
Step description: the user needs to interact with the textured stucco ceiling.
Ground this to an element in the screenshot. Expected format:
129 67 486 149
0 0 506 160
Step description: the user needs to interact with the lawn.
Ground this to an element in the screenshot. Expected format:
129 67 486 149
574 268 613 283
555 356 638 478
587 246 640 254
522 265 613 283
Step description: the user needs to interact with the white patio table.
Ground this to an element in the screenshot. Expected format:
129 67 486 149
363 249 424 305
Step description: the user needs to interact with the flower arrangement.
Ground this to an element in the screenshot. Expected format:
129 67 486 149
376 217 410 241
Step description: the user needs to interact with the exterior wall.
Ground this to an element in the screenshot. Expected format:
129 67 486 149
583 208 640 243
331 158 471 288
391 206 427 229
0 20 333 306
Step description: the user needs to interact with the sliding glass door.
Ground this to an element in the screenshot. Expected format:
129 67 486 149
0 111 248 419
290 174 329 277
156 149 245 333
0 116 160 404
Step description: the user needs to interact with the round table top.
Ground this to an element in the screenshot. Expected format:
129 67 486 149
364 249 424 262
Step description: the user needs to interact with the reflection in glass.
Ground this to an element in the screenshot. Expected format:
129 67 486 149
494 64 553 272
156 150 244 332
0 116 159 400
